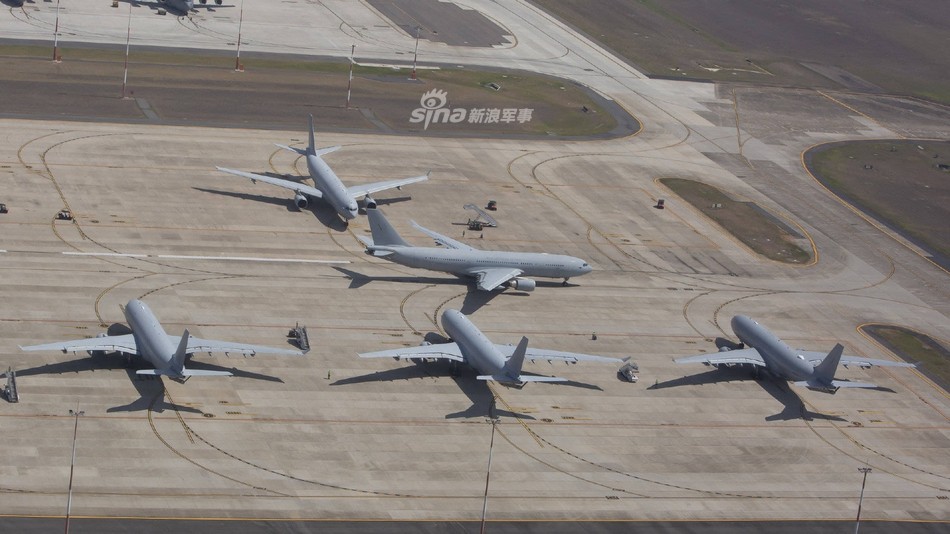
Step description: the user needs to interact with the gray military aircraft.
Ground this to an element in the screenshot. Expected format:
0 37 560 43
216 115 429 222
675 315 916 392
20 299 303 379
358 208 592 292
359 309 625 384
121 0 230 16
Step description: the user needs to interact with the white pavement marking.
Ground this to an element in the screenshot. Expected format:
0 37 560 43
56 251 348 264
62 252 148 258
157 254 349 264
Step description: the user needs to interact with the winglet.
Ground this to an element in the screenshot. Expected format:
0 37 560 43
502 336 530 381
171 329 190 376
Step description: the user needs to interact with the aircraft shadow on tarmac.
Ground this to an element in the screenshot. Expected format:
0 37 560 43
195 184 413 231
8 323 283 412
193 186 349 231
649 366 851 422
0 0 28 8
333 267 532 314
333 331 601 419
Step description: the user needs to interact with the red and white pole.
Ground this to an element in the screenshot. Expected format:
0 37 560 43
345 44 355 109
234 0 245 71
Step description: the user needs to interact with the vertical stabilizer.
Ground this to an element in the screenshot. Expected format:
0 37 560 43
502 337 530 380
366 208 410 247
172 329 190 376
307 114 316 155
813 343 844 384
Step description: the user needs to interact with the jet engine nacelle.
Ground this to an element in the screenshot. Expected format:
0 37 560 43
293 192 309 209
363 196 378 210
507 278 536 292
199 0 207 4
88 332 109 356
215 0 223 4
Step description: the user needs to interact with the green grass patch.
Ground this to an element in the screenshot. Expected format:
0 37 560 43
862 324 949 392
0 43 619 137
807 140 950 263
660 178 811 264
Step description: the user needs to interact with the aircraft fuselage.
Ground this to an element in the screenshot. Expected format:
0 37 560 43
731 315 814 381
124 299 177 373
306 153 358 220
442 309 506 377
386 247 592 281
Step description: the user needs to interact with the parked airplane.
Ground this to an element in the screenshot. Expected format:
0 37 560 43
20 299 303 379
359 309 625 384
359 208 592 292
121 0 229 16
675 315 916 392
216 115 429 222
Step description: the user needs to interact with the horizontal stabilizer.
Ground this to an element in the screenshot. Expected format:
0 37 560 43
182 369 234 377
313 146 342 158
274 143 308 156
793 380 839 393
830 380 878 389
477 374 568 383
136 369 233 377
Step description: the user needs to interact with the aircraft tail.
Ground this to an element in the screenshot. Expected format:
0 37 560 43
366 208 410 248
474 337 569 383
814 343 844 384
171 329 190 376
307 114 316 155
793 344 860 392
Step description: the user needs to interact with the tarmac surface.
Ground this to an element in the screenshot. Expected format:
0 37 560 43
0 0 948 531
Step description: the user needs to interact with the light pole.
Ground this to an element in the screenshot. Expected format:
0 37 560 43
480 394 499 534
121 2 132 99
345 44 355 109
64 408 85 534
52 0 62 62
409 26 420 80
234 0 245 71
854 466 872 534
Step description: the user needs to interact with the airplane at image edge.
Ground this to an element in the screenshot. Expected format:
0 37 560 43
359 309 626 384
359 207 593 292
20 299 304 379
215 115 429 221
675 315 917 392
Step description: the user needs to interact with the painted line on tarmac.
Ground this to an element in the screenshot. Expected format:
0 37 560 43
157 254 349 264
62 252 148 258
58 251 349 264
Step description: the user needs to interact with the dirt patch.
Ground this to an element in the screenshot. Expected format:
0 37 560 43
862 324 949 393
660 178 812 264
805 140 950 269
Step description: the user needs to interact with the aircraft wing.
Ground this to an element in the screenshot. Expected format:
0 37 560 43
359 343 464 362
347 173 429 200
183 336 304 356
20 334 138 355
674 348 766 367
215 167 323 199
410 220 476 250
798 351 917 369
497 345 626 364
474 268 523 291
